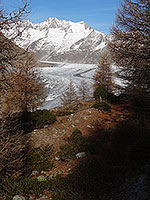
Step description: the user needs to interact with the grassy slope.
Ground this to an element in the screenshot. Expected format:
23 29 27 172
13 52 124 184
1 100 150 200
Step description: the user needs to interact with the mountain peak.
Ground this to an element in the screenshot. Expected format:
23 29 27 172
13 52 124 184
4 18 108 64
78 21 91 29
44 17 59 22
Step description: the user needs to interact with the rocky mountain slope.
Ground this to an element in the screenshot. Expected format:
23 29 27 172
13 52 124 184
4 17 108 63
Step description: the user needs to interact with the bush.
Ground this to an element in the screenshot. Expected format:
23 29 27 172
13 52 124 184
0 145 54 199
24 145 54 176
68 129 83 144
31 109 56 128
59 144 80 159
0 176 52 200
55 110 74 117
107 93 120 104
93 85 109 102
0 131 26 176
58 130 96 159
92 102 111 112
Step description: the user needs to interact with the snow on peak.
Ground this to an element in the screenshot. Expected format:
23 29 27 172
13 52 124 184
78 21 91 29
4 18 108 64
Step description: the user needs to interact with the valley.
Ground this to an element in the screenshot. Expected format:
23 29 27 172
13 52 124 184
39 62 97 109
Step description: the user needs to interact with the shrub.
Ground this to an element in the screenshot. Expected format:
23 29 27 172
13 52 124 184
92 102 111 112
55 110 74 117
72 129 82 134
0 145 54 199
59 144 80 159
68 129 83 144
0 131 26 176
31 109 56 128
0 176 52 200
24 145 54 176
58 130 96 159
107 93 120 104
93 85 109 102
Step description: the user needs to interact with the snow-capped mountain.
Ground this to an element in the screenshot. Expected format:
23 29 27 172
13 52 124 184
5 17 108 64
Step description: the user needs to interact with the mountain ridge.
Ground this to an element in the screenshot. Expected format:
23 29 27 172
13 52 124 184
4 17 108 64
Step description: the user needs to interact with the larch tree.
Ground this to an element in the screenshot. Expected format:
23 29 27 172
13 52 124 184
0 0 31 84
60 80 78 106
1 51 46 115
0 0 46 117
78 80 90 100
108 0 150 94
0 0 32 116
93 53 114 93
0 0 46 176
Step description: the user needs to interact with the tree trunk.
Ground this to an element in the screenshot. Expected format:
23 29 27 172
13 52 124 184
99 96 103 103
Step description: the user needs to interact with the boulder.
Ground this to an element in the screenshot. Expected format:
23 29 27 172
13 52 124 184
31 170 39 176
13 195 25 200
76 152 86 159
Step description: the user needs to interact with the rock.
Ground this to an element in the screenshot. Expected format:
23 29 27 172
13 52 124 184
13 195 25 200
29 196 34 200
55 156 60 161
72 124 75 128
123 109 129 113
33 129 37 133
31 170 39 176
37 175 47 182
87 125 91 128
36 194 49 199
61 130 66 136
83 116 88 120
69 116 73 121
53 133 59 138
76 152 86 159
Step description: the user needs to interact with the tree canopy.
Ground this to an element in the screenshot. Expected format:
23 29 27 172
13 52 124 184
60 80 78 106
109 0 150 93
93 53 114 93
0 1 46 117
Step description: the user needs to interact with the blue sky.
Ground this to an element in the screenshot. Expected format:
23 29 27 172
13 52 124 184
3 0 120 34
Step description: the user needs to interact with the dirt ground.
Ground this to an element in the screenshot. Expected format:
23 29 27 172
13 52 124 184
28 104 130 149
27 103 131 177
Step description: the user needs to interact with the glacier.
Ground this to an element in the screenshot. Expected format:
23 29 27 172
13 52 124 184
39 62 97 109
